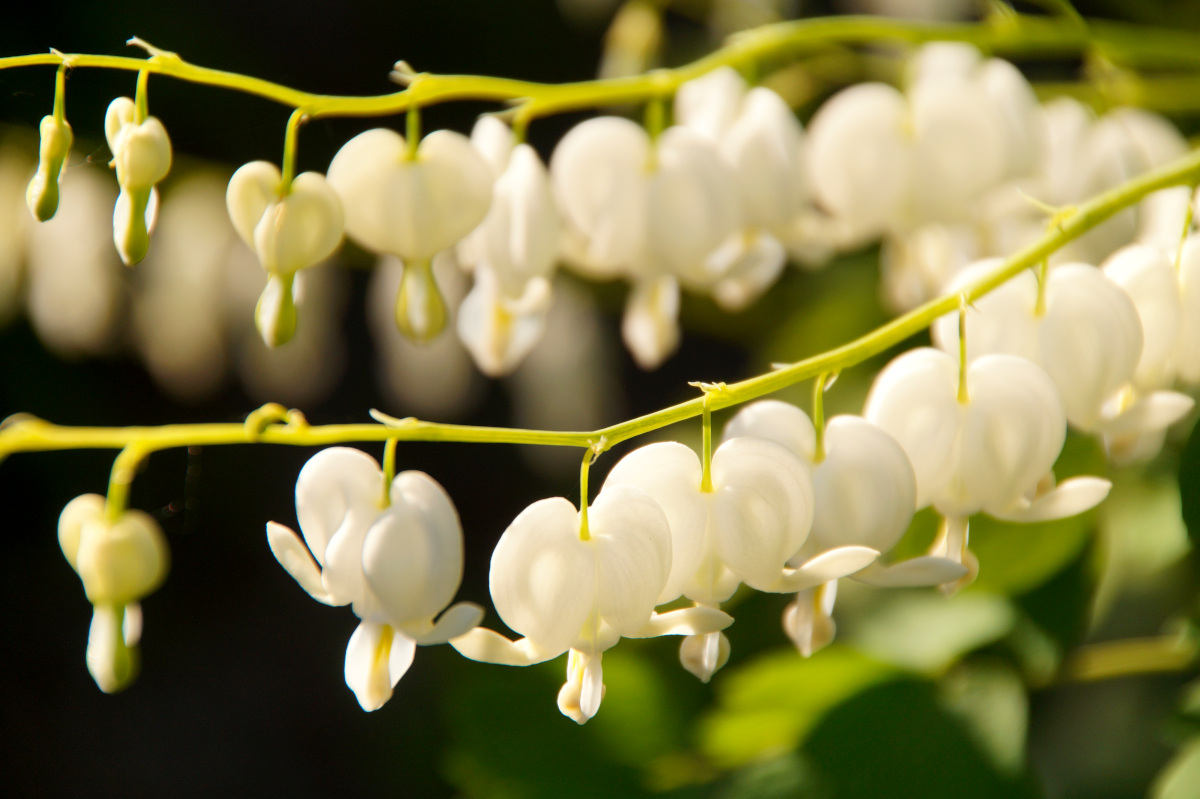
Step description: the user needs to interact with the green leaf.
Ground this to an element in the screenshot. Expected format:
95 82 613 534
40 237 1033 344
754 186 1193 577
937 660 1029 775
803 680 1041 799
1179 417 1200 547
841 591 1016 675
698 645 899 769
1152 738 1200 799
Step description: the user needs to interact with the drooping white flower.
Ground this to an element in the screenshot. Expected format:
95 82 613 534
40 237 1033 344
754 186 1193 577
1102 243 1183 391
267 447 483 711
865 348 1111 587
931 259 1193 442
457 265 553 378
723 400 964 656
601 436 877 680
327 127 492 342
451 485 731 723
552 116 740 367
104 96 172 265
226 161 344 348
1174 234 1200 385
58 494 169 693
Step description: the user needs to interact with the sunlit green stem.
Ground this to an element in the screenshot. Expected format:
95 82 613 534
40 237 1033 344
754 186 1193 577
105 443 152 524
279 108 306 193
1034 259 1049 317
1057 634 1197 684
812 373 829 464
134 68 149 123
381 437 399 508
956 298 970 405
579 447 595 541
52 63 67 122
405 104 421 160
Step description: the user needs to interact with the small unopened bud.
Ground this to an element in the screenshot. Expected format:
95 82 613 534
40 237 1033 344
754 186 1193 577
255 272 299 348
395 258 447 343
26 114 73 221
76 510 169 606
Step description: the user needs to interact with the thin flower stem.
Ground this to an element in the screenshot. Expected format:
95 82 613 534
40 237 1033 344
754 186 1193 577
134 68 150 123
812 373 828 464
104 443 151 523
279 108 306 193
52 64 67 122
5 145 1200 463
579 447 595 541
957 297 970 404
381 437 399 507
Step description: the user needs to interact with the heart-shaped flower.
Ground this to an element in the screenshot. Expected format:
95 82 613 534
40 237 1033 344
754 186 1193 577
456 264 552 377
601 436 876 680
723 400 964 655
327 127 492 262
267 447 483 711
226 161 344 277
451 484 731 722
105 96 172 265
26 112 73 222
58 493 170 693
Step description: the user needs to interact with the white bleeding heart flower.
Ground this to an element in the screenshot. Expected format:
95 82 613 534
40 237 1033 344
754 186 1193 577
58 493 169 693
469 114 516 179
226 161 343 277
450 484 731 723
460 139 560 296
601 436 877 681
457 264 553 377
105 96 172 265
266 447 483 712
328 128 492 262
674 66 747 144
865 348 1111 588
1175 234 1200 384
932 259 1192 442
703 231 786 312
327 128 492 342
723 400 964 656
226 161 344 348
1102 243 1183 391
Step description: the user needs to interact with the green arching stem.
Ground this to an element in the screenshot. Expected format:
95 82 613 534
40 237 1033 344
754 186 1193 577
279 108 306 193
52 64 67 122
957 298 970 404
134 68 149 123
644 94 667 142
1055 633 1197 685
5 144 1200 464
812 373 829 464
11 15 1200 129
381 437 399 507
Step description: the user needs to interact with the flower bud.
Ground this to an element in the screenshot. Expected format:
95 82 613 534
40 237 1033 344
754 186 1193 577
255 272 299 348
26 114 73 222
395 259 448 343
76 510 169 606
104 97 172 265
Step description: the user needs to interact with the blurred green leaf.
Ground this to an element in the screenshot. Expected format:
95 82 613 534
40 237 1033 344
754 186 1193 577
698 646 899 769
714 752 827 799
1178 418 1200 547
842 591 1016 675
888 506 942 563
803 680 1041 798
1012 535 1099 662
937 660 1029 775
1151 738 1200 799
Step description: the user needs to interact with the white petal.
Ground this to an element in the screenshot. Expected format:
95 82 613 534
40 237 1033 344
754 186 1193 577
457 266 550 378
449 626 557 666
406 601 485 645
711 437 815 591
675 66 746 142
1100 390 1194 437
59 493 106 572
1102 243 1182 389
989 476 1111 523
722 88 808 229
252 171 343 275
589 484 672 636
629 605 733 637
602 441 707 603
265 521 339 605
489 497 595 656
851 556 969 587
810 416 916 553
362 470 464 626
931 259 1038 364
1174 235 1200 384
864 348 962 508
773 546 879 593
470 115 515 177
621 274 680 370
579 650 604 721
344 621 397 711
483 144 560 291
708 232 787 312
722 399 817 461
388 631 417 688
226 161 281 249
679 631 729 683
